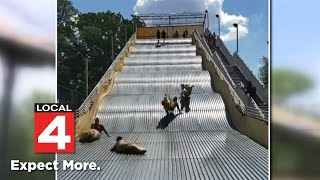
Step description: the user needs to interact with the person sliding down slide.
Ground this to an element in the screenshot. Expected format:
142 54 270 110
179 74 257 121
78 129 101 143
180 84 194 112
161 94 182 115
78 117 110 143
111 136 147 155
180 84 194 98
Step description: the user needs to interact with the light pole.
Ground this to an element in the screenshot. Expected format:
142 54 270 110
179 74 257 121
80 43 89 97
216 14 220 36
124 22 127 42
131 15 137 33
131 14 135 32
233 23 238 53
205 10 209 29
111 32 114 60
85 57 88 96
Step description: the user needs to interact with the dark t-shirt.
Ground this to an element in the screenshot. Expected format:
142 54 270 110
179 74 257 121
161 32 166 38
249 87 257 100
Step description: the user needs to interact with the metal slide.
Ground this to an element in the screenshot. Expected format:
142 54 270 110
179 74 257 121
58 38 268 179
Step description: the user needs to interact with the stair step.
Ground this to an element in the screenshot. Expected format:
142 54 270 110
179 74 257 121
230 74 241 77
260 105 268 108
225 66 235 71
231 76 241 80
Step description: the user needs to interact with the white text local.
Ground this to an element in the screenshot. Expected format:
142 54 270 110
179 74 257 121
36 104 72 112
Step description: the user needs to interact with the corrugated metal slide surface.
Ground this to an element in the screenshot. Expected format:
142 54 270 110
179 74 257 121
57 38 268 180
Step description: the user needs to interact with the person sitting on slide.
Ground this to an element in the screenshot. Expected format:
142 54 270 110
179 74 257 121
90 117 110 137
78 117 110 143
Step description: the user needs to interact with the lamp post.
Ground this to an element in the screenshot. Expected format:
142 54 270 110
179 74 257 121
125 24 127 42
80 42 89 97
111 32 114 60
131 14 134 32
85 57 88 96
131 15 137 33
205 10 209 29
233 23 238 53
216 14 220 36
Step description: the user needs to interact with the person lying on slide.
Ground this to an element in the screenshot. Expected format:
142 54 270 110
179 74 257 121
111 136 147 155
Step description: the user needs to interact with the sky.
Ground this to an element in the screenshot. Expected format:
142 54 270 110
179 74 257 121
70 0 269 76
272 0 320 110
0 0 56 104
0 0 56 34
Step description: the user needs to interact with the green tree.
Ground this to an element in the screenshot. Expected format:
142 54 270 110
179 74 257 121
272 68 314 103
57 0 78 27
7 91 55 180
57 0 82 106
259 56 268 87
57 1 136 108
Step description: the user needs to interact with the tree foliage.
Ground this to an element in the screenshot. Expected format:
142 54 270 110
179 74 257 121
57 0 137 108
272 68 314 102
7 91 55 180
259 56 268 87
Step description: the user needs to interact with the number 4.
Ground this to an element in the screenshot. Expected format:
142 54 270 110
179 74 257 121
38 116 71 150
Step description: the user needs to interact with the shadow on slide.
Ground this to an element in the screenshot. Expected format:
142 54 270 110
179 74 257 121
156 113 181 129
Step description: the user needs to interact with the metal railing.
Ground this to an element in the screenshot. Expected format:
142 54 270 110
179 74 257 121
216 35 268 119
193 30 246 113
216 35 267 102
215 36 236 65
250 97 267 120
194 30 268 122
232 53 268 103
236 81 267 120
246 106 267 121
216 35 265 88
199 35 236 88
74 33 136 120
233 53 266 88
235 82 267 120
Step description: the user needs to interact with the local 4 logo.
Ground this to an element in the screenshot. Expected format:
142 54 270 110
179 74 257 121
34 103 75 153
